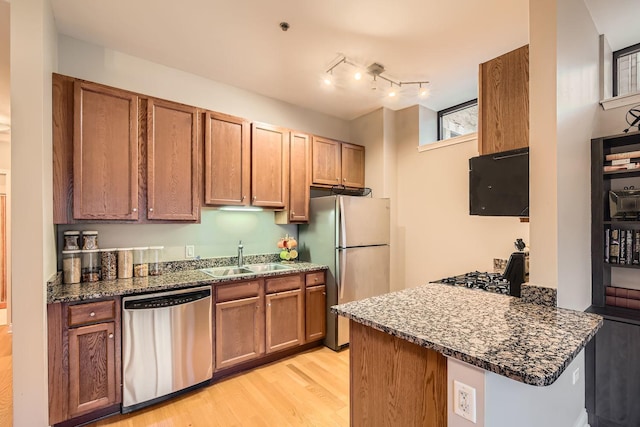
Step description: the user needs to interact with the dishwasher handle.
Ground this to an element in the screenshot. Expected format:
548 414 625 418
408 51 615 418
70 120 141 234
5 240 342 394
124 288 211 310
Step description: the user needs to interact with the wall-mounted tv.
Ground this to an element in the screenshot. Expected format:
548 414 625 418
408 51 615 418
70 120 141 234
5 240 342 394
469 147 529 217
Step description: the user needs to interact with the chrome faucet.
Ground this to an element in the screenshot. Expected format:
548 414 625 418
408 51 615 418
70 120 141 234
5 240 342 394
237 240 244 267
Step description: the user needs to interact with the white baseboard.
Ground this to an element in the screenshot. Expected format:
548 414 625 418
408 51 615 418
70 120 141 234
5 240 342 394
572 409 589 427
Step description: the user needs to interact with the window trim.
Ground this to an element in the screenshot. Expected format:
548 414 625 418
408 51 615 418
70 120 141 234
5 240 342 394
613 42 640 97
437 99 478 141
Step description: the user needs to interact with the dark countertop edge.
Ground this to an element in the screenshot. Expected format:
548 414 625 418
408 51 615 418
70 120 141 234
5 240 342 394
48 264 328 304
332 308 603 387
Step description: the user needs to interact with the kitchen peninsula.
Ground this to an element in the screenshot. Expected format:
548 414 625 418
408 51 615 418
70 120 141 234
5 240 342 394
333 283 602 427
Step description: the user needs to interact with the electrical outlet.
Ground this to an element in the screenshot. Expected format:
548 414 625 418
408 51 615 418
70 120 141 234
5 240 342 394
185 245 195 259
454 380 477 423
572 367 580 385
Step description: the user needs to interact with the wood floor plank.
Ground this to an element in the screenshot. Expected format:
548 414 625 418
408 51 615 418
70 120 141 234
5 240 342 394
89 347 349 427
0 325 11 427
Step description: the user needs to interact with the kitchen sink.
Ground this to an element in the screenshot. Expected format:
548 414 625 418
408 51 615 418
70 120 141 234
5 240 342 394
200 266 255 277
246 263 293 273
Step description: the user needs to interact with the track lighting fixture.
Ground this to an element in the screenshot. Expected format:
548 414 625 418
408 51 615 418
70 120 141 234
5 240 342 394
324 55 429 98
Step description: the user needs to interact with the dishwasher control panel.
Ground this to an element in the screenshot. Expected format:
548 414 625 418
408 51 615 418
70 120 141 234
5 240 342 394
124 288 211 310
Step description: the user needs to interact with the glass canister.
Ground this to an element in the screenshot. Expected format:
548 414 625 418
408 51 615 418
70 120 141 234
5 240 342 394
62 250 81 284
82 231 99 250
148 246 164 276
118 248 134 279
63 231 80 251
81 249 100 282
133 247 149 277
100 248 118 281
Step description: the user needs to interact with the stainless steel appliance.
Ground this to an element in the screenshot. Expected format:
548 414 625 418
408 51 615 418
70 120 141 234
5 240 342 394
122 286 213 413
299 195 390 350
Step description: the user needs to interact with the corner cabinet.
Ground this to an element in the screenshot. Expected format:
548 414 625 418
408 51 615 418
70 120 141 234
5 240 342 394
478 45 529 155
311 136 365 188
146 99 200 220
72 81 139 220
587 131 640 427
203 112 251 206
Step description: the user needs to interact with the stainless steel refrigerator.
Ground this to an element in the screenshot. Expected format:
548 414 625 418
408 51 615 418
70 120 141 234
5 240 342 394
299 195 390 350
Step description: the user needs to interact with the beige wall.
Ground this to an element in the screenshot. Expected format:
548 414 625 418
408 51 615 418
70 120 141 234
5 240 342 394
0 140 8 169
11 0 57 425
556 0 600 310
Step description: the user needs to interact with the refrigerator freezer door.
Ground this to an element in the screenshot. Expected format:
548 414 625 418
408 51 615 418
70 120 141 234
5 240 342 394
339 196 390 248
336 245 390 347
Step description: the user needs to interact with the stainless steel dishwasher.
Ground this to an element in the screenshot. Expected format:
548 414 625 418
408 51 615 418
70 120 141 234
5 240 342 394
122 286 212 413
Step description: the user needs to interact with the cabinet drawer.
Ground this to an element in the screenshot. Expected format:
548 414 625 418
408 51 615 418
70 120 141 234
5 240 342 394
265 274 303 294
217 280 260 303
68 300 116 327
305 271 325 286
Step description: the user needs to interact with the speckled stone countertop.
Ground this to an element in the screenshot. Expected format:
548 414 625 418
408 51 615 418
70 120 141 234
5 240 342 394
48 262 327 303
332 283 602 386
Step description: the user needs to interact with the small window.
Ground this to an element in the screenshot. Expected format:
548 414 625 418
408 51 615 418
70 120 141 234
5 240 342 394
614 42 640 97
437 99 478 141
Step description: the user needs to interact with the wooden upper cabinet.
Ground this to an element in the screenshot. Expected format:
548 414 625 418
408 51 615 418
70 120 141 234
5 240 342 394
312 136 341 186
204 112 251 206
73 81 139 220
146 99 199 220
251 123 289 208
341 143 365 188
478 44 529 155
288 132 310 222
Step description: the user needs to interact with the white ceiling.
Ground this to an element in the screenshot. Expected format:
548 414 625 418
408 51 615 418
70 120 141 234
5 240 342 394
584 0 640 51
51 0 530 120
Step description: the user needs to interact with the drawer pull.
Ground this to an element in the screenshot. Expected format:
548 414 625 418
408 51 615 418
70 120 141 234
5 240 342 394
90 312 96 317
108 333 114 339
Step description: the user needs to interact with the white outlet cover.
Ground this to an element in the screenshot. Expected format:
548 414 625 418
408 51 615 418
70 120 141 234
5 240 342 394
185 245 195 259
454 380 477 423
572 367 580 385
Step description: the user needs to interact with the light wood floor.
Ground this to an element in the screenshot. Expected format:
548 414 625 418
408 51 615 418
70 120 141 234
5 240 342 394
89 346 350 427
0 325 11 427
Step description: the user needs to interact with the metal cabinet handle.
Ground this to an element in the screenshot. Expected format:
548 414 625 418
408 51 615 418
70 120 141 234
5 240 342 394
90 312 95 317
314 277 318 282
253 196 257 201
149 208 154 212
336 178 339 181
242 195 246 201
108 333 114 339
132 208 138 212
322 292 326 295
343 178 346 182
292 211 295 215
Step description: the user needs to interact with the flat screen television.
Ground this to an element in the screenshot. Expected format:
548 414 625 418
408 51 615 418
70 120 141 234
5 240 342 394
469 147 529 217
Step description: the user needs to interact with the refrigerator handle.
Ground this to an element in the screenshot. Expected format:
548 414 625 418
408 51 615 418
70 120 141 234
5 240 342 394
339 249 346 301
339 196 346 249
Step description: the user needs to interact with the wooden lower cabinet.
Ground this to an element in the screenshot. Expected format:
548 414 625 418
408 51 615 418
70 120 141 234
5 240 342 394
68 322 117 417
265 289 304 353
305 285 326 342
215 296 264 370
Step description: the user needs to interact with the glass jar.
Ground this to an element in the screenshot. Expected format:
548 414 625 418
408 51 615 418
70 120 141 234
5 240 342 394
100 248 118 281
133 247 149 277
63 231 80 251
81 249 100 282
62 250 81 284
117 248 133 279
148 246 164 276
82 231 99 250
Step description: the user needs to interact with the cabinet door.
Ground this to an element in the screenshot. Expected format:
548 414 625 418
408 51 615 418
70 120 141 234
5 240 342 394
478 45 529 155
251 123 289 208
288 132 311 222
341 143 365 188
305 285 326 342
215 296 264 371
265 289 304 353
591 319 640 426
147 99 200 220
312 136 341 186
204 112 251 206
68 322 117 417
73 81 139 220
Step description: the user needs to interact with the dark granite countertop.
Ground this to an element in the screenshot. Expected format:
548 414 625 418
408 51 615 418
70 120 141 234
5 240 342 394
332 283 602 386
48 262 327 303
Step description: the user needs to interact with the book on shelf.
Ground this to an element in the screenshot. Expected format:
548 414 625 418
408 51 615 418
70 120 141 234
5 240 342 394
610 228 620 263
634 230 640 264
606 150 640 161
606 286 640 310
605 158 640 166
620 230 627 264
604 163 640 172
627 229 633 264
605 228 610 263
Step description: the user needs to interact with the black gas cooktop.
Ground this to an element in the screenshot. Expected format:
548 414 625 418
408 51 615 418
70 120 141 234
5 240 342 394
432 271 510 295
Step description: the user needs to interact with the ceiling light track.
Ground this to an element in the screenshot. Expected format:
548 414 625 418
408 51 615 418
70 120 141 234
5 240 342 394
325 55 429 95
